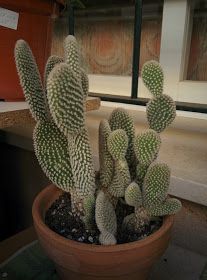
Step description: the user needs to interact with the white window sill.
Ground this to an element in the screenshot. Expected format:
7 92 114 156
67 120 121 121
96 101 207 133
1 101 207 206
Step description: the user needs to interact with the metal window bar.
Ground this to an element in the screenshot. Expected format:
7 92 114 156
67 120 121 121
89 93 207 114
131 0 143 99
68 2 75 35
68 1 207 114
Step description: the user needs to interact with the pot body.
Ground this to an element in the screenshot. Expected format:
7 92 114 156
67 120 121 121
32 185 174 280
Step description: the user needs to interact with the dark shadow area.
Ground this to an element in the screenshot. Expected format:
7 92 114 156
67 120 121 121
0 143 49 241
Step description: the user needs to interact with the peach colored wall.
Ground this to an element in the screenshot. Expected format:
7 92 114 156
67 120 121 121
51 14 206 81
187 17 207 81
51 17 162 76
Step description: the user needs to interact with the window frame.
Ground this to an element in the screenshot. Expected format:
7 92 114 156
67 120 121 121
160 0 207 106
69 0 207 113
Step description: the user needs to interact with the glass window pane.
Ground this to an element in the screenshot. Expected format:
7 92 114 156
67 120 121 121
74 2 134 76
51 0 163 96
139 1 163 75
187 0 207 81
74 0 163 77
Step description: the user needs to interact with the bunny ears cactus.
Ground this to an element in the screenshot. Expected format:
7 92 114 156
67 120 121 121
142 60 176 133
141 60 164 97
15 36 181 246
15 36 95 221
124 163 181 233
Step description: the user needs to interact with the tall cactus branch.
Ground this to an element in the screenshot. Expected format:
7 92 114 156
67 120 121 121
15 40 48 122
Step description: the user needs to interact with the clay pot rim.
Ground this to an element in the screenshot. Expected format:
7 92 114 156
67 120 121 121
32 184 174 253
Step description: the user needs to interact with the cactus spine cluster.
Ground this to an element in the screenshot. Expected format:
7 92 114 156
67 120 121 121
15 36 95 221
15 36 181 245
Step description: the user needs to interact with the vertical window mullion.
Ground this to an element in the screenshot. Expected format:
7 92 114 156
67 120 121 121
159 0 190 101
68 3 75 35
131 0 143 99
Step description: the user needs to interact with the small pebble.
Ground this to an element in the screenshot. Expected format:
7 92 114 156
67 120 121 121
88 236 93 243
78 237 83 242
72 228 77 233
2 272 8 278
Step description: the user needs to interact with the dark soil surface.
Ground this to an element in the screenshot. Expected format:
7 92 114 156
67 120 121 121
45 193 162 245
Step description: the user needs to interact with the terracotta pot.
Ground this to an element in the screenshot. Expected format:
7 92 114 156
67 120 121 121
32 184 174 280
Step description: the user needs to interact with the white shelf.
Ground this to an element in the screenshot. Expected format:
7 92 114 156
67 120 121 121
0 102 29 113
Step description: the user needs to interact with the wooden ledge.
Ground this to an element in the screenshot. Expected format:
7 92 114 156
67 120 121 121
0 97 101 129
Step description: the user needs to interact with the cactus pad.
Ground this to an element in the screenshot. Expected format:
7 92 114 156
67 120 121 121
82 195 95 228
109 108 135 167
44 55 64 88
95 191 117 235
143 163 170 208
15 40 47 122
107 129 128 160
99 120 114 187
148 198 182 216
108 160 131 197
68 128 95 198
136 163 149 186
64 35 81 79
134 129 161 165
99 231 117 245
122 213 136 231
125 182 142 207
147 94 176 133
81 68 89 100
33 121 74 192
47 63 85 136
141 60 164 97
